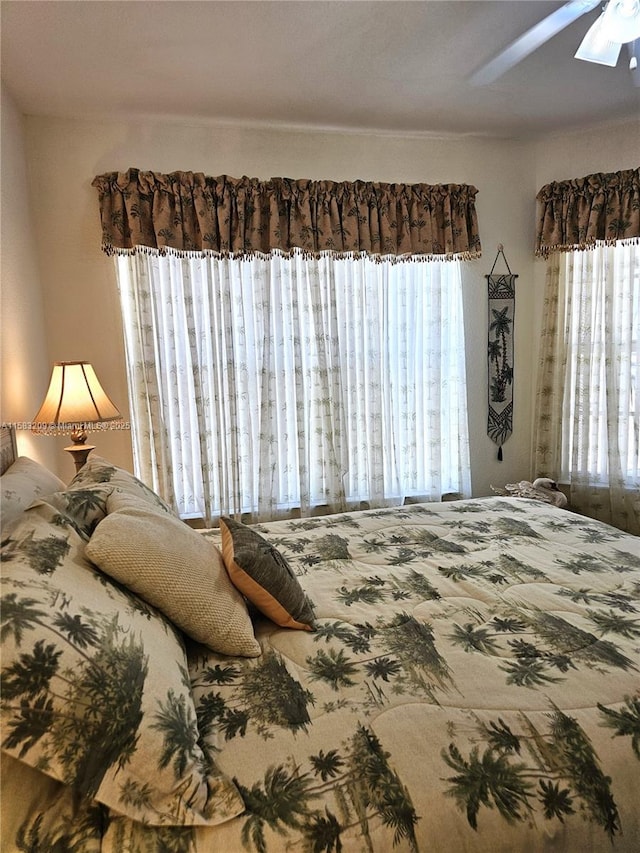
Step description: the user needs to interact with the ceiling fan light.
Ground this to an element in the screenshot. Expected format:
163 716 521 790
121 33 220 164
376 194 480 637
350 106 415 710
575 14 623 65
600 0 640 43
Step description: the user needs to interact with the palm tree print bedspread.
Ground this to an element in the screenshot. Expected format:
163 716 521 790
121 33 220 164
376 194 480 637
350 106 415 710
2 497 639 852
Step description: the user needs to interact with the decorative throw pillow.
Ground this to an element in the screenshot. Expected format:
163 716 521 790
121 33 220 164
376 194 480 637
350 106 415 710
219 516 316 631
70 454 175 516
0 456 66 532
43 454 176 538
1 501 245 826
86 507 261 657
38 484 114 539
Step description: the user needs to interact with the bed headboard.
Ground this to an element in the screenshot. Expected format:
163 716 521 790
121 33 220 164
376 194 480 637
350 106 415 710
1 426 18 475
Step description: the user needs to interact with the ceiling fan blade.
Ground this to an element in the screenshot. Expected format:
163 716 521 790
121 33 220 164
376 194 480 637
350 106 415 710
575 13 623 65
470 0 602 86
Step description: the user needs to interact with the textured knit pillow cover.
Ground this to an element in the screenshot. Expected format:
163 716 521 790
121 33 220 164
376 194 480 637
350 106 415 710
1 501 245 827
219 516 316 631
86 507 261 657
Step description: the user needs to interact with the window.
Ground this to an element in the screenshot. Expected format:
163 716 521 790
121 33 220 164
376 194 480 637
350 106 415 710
558 242 639 483
533 169 639 533
116 251 471 522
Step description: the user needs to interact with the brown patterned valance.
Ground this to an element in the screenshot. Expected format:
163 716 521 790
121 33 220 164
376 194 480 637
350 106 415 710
92 168 481 261
535 168 640 257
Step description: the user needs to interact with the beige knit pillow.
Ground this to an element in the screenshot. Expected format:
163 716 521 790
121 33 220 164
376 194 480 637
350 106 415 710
86 507 261 657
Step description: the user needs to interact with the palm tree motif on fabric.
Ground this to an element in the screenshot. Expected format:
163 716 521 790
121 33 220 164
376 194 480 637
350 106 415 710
237 652 314 734
191 604 454 743
14 799 109 852
71 461 173 515
306 611 454 708
488 307 513 404
597 696 640 759
1 520 219 827
50 488 111 536
1 594 147 800
234 724 419 853
265 504 638 702
445 604 637 690
192 651 314 742
486 252 517 460
1 528 72 575
443 704 621 838
16 805 195 853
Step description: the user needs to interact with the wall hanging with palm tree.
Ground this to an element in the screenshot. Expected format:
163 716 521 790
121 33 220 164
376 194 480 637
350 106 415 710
487 246 517 460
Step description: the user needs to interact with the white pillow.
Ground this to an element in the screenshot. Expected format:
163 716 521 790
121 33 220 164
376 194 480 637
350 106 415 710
1 457 66 532
86 506 261 657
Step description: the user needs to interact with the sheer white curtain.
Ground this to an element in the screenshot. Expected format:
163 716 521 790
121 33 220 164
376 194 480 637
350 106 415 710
534 242 640 533
116 251 471 524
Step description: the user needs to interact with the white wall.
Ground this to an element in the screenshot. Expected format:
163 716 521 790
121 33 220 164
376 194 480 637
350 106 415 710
0 84 57 471
8 111 638 493
533 118 639 186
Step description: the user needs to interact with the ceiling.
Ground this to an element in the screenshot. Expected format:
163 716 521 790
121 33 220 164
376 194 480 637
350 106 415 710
1 0 639 139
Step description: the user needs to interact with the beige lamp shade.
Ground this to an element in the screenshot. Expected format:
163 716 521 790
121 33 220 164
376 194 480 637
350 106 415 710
33 361 122 433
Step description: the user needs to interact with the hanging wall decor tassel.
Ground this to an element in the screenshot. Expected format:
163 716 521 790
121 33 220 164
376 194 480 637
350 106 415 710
487 245 517 461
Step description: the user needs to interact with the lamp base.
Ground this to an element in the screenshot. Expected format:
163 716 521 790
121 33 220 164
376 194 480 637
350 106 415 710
64 443 96 473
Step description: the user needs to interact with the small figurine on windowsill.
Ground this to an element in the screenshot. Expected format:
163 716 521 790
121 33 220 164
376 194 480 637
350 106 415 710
491 477 568 508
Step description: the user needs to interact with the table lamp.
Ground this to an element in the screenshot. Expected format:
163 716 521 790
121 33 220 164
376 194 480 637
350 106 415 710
32 361 123 472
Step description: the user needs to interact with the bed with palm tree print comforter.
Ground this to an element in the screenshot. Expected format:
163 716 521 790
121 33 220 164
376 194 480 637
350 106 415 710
2 495 639 852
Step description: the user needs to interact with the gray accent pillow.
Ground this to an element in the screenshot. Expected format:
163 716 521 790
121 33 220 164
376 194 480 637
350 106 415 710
219 516 316 631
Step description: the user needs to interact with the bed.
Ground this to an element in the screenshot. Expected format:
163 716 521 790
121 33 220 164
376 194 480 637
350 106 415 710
1 427 639 852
